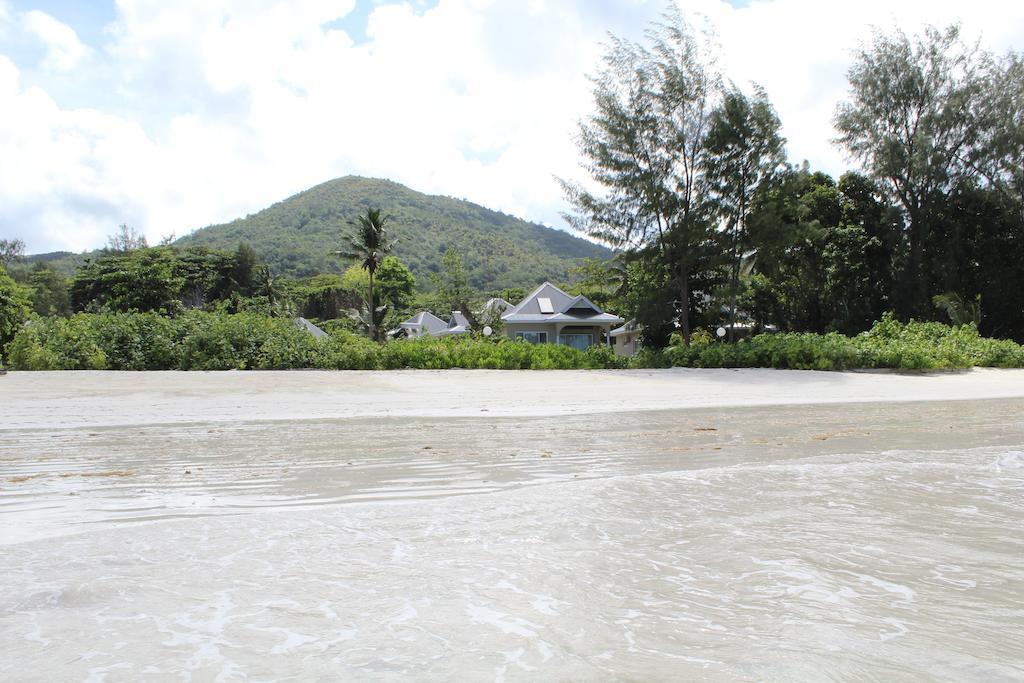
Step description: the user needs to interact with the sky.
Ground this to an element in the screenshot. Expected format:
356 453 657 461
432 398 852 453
1 0 1022 254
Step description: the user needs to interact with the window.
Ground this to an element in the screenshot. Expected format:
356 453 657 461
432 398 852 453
538 297 554 313
557 333 593 351
515 331 548 344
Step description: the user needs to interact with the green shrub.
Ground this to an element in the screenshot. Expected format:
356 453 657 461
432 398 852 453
664 316 1024 371
7 310 1023 371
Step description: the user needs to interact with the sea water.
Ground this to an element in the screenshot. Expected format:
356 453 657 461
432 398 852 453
1 401 1022 680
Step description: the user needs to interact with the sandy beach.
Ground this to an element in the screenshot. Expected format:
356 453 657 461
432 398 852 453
2 369 1024 680
4 367 1024 429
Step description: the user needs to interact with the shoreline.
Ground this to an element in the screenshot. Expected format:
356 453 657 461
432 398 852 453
4 367 1024 430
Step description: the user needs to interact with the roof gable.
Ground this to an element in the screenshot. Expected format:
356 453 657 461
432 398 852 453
503 282 577 318
448 311 471 329
563 294 602 315
501 281 623 325
401 311 449 334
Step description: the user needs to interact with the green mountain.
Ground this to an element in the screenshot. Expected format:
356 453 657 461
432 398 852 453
175 176 610 290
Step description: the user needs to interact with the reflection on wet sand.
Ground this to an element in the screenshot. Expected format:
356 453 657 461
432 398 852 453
1 399 1023 680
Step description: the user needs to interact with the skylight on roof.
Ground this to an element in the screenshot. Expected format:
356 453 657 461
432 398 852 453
538 297 554 313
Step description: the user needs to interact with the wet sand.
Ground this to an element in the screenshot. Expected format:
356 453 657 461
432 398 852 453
4 367 1024 428
2 370 1024 680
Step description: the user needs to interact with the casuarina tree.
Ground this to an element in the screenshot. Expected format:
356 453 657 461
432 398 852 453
559 9 720 346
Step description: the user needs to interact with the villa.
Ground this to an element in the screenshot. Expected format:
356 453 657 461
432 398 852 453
610 320 642 357
394 283 624 349
501 282 624 350
436 311 472 338
396 311 449 338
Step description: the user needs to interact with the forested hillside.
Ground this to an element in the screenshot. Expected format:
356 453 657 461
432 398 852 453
175 176 609 289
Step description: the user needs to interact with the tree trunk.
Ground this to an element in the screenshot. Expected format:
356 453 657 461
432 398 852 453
903 206 928 318
368 269 376 342
727 223 740 343
679 264 691 347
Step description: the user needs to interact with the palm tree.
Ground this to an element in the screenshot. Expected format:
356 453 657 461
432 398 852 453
254 265 285 316
336 208 395 341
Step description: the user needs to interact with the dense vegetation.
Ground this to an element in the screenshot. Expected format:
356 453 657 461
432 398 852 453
6 311 1022 371
172 176 610 288
562 16 1024 347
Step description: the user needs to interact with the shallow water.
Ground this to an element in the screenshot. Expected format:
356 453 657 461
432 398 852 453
2 400 1024 680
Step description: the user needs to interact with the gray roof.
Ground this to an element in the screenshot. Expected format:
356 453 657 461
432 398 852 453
437 310 471 337
610 320 642 337
502 282 624 325
294 317 329 339
479 298 512 315
399 311 449 336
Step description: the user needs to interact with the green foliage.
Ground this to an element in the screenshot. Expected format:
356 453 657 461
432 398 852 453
6 311 633 371
71 247 185 314
341 256 416 313
566 257 625 312
622 256 677 348
0 266 32 363
833 25 1019 316
0 238 26 268
745 169 901 335
172 176 609 290
706 84 786 336
105 224 149 253
664 314 1024 370
291 274 361 321
337 207 395 341
429 246 472 316
231 242 258 295
933 292 982 326
27 263 71 316
9 309 1021 372
558 11 720 345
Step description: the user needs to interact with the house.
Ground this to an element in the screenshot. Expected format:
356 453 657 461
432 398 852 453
501 282 624 350
610 320 642 357
478 297 512 324
294 317 329 339
395 311 449 338
436 311 472 338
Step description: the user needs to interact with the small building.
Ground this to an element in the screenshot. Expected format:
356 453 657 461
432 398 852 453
294 317 329 339
501 282 624 350
396 311 449 339
610 320 643 357
436 311 472 338
478 298 512 325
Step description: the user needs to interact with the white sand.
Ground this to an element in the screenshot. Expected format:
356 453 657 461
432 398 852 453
3 368 1023 430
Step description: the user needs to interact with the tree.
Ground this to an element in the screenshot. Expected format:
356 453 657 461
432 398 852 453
560 10 720 346
744 167 901 334
705 84 786 340
977 53 1024 221
71 247 184 314
430 246 472 317
28 263 71 316
567 257 627 312
336 208 394 341
0 265 32 363
834 25 993 316
0 238 25 268
175 247 237 307
105 224 149 253
253 265 286 315
231 242 258 296
341 255 416 316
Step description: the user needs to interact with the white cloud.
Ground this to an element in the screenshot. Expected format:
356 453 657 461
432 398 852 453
22 9 92 71
0 0 1022 254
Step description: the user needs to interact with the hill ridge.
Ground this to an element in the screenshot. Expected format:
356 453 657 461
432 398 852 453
176 175 610 289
